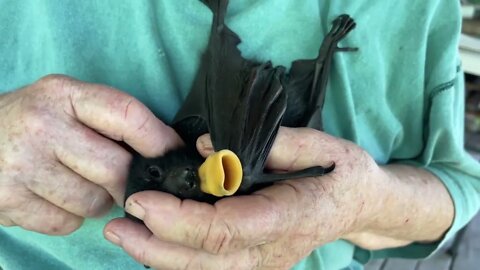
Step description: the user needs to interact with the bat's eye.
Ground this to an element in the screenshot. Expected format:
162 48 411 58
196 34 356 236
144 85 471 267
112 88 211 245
147 165 162 179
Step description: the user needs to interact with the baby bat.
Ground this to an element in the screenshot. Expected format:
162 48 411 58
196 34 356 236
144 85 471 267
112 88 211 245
125 0 357 206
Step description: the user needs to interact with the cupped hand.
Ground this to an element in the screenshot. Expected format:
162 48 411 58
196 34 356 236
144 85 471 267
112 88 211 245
0 75 181 235
105 127 383 269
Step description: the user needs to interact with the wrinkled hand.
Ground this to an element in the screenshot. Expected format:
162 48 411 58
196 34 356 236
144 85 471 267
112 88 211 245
0 75 181 235
105 127 382 269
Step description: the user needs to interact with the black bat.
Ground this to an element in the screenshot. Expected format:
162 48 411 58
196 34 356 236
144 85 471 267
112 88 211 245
125 0 357 206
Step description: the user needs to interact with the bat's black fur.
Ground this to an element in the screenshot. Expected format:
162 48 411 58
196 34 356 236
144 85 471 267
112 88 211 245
125 0 356 206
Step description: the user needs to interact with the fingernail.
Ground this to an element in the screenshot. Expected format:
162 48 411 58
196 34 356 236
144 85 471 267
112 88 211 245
125 200 145 220
105 231 121 245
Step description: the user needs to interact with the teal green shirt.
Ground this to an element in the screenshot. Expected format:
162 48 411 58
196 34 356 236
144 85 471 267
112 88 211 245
1 0 479 269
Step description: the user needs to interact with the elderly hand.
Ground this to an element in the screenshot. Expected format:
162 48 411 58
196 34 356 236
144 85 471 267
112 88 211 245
104 127 384 269
0 75 181 235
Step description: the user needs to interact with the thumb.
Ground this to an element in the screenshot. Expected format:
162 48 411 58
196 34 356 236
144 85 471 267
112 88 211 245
59 75 183 157
196 127 339 171
196 134 214 157
266 127 338 171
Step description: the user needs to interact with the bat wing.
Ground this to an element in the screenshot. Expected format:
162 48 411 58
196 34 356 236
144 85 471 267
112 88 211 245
209 63 287 178
173 0 288 189
173 0 253 146
173 2 354 192
283 14 357 130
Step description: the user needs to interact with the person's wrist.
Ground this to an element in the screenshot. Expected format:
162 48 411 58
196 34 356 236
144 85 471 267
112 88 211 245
311 164 387 245
343 159 389 236
287 135 390 244
341 164 425 250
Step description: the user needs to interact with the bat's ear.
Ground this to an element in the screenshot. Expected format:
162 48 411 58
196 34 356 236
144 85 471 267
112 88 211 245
198 149 242 197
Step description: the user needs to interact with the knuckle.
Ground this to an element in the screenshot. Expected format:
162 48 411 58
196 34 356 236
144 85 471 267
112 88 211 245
34 74 79 103
123 98 152 135
132 247 149 267
130 236 155 268
49 210 84 234
84 191 113 217
0 180 31 212
23 211 83 235
15 198 83 235
36 74 73 90
48 217 83 235
203 220 236 255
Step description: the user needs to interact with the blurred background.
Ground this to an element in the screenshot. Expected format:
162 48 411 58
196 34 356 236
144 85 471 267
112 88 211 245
462 0 480 160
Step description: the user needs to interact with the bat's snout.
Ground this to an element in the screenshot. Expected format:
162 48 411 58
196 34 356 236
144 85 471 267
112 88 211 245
198 149 242 197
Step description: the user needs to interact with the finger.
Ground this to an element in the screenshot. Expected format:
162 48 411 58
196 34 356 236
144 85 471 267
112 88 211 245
2 191 83 235
124 190 288 255
57 76 183 157
197 133 213 157
25 161 113 217
197 128 343 171
265 127 346 171
52 121 130 205
105 218 257 270
105 218 207 270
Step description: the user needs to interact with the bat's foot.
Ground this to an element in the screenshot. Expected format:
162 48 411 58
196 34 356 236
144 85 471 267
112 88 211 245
330 14 356 42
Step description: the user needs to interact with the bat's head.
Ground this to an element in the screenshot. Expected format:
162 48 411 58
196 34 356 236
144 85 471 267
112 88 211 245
125 149 205 202
125 148 243 204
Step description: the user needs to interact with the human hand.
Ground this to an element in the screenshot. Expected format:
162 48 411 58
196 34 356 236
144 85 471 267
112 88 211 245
0 75 182 235
104 127 384 269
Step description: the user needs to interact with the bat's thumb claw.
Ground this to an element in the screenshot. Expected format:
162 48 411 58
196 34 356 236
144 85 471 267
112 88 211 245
336 46 358 52
198 150 243 197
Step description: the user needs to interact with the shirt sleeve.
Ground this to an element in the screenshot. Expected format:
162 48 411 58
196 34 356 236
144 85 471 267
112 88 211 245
354 0 480 263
